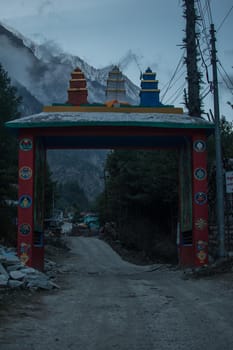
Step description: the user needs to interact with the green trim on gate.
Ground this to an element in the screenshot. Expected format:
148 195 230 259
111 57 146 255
5 120 215 130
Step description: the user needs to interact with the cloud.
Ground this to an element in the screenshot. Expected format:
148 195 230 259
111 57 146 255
0 0 54 19
0 34 37 87
37 0 53 15
118 50 144 72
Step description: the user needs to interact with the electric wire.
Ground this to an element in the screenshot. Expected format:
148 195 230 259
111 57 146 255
164 81 186 105
161 65 186 93
160 54 184 97
163 78 185 104
168 69 186 91
201 84 212 99
196 0 211 54
197 37 211 83
198 0 233 91
163 1 210 108
214 3 233 98
160 54 184 102
162 0 210 108
164 1 232 109
193 1 213 116
217 58 233 89
205 0 213 25
217 66 233 94
217 4 233 32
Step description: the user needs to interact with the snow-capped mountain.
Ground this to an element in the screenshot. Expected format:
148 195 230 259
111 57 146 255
0 22 140 113
0 22 140 202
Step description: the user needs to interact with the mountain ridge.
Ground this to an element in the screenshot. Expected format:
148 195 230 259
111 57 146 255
0 22 140 109
0 22 140 202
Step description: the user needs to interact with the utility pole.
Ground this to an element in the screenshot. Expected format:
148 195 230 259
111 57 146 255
183 1 225 258
183 0 202 117
210 24 225 258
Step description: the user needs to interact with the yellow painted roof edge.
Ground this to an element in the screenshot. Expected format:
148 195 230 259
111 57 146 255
43 105 184 114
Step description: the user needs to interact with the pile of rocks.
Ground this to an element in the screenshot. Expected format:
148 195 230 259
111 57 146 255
183 256 233 279
0 245 59 290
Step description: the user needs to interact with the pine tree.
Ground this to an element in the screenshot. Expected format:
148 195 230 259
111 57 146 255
0 63 21 243
98 150 179 262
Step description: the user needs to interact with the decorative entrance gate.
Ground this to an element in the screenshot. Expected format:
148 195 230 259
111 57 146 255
6 67 214 270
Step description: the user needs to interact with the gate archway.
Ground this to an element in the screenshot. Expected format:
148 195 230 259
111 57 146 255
6 105 214 270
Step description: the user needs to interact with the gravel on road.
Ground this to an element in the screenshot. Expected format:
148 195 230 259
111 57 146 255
0 236 233 350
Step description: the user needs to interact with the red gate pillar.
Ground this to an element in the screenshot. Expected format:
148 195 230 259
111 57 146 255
18 133 35 267
18 133 45 270
192 135 209 266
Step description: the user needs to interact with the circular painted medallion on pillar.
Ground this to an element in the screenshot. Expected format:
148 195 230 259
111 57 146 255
197 250 207 263
20 243 31 265
197 240 208 250
193 140 206 152
19 166 32 180
194 168 207 181
19 138 33 151
19 195 32 208
196 240 208 263
19 223 31 235
195 218 208 230
194 192 207 205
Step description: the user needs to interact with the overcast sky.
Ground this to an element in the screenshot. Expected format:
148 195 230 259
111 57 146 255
0 0 232 118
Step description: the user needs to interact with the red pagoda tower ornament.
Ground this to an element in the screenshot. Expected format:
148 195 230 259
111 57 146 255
67 67 88 105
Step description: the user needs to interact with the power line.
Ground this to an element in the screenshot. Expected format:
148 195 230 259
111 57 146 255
161 67 186 95
205 0 213 25
210 23 225 257
217 4 233 32
160 54 184 102
196 0 212 54
196 0 233 101
164 81 186 105
197 37 211 83
217 66 233 94
218 58 233 88
162 0 233 110
169 69 186 90
201 84 212 99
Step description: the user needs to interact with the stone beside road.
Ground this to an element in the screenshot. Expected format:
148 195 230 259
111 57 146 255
0 245 60 290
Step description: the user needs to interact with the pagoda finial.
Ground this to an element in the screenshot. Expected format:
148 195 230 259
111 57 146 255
105 66 127 103
67 67 88 105
139 68 161 107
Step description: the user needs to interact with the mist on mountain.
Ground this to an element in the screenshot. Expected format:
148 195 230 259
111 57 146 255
0 22 140 203
0 22 140 107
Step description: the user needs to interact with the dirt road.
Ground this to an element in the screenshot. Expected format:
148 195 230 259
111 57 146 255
0 236 233 350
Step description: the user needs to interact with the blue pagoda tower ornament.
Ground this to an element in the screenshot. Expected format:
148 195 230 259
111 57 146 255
140 67 162 107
